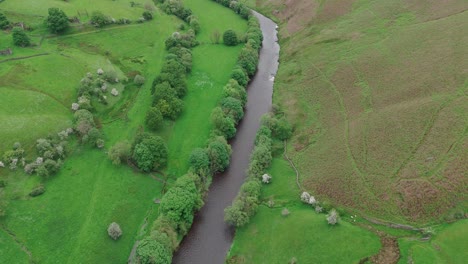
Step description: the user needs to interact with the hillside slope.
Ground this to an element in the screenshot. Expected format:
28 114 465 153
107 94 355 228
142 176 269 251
250 0 467 223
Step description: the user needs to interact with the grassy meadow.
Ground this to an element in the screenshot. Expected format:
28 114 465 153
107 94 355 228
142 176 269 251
228 156 382 263
247 0 467 223
1 0 249 262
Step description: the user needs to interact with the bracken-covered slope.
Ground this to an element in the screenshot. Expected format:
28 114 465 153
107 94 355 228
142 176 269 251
250 0 467 223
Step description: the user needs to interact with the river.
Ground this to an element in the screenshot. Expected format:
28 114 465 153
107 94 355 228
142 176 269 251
173 11 280 264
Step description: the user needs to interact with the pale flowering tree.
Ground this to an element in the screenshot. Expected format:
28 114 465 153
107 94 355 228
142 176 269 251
107 222 122 240
327 209 339 225
36 157 43 165
71 103 79 111
262 173 272 184
315 206 323 213
0 161 4 168
97 68 104 75
111 88 119 96
300 191 311 203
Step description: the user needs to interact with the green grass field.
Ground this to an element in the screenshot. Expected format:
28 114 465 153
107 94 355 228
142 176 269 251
228 156 382 263
1 0 248 262
398 220 468 264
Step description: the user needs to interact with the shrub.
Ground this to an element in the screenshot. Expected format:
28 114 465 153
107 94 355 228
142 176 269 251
223 29 238 46
142 11 153 20
134 74 146 86
36 159 61 178
108 141 131 165
281 208 290 217
146 107 163 131
46 8 69 33
189 148 210 176
90 11 109 27
327 209 339 225
107 222 122 240
29 185 45 197
12 27 30 47
0 12 10 30
132 134 168 172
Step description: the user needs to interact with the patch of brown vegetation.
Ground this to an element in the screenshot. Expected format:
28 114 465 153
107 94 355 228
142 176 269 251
316 0 356 23
370 236 400 264
278 0 319 35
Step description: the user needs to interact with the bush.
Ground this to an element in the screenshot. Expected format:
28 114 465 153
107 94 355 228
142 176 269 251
142 11 153 20
36 159 61 178
107 222 122 240
0 12 10 30
132 134 168 172
146 107 163 131
29 185 45 197
108 141 131 165
46 8 69 33
134 74 146 86
281 208 290 217
12 27 30 47
189 148 210 176
223 29 238 46
90 11 109 28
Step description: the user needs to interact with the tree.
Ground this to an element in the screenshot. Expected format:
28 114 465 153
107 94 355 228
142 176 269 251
223 29 238 46
206 136 232 173
189 148 210 176
107 222 122 240
0 12 10 30
221 97 244 123
159 175 201 233
224 200 249 227
146 107 163 131
327 209 339 225
211 107 236 139
108 141 131 165
46 8 69 33
231 67 248 87
142 11 153 21
12 27 30 47
132 135 168 172
136 232 172 264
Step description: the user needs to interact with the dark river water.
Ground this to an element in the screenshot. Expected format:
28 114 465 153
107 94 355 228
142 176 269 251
173 11 280 264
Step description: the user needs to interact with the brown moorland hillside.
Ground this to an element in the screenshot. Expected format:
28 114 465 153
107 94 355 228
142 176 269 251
249 0 467 223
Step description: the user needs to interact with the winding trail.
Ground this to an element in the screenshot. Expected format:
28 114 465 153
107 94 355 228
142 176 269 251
172 11 280 264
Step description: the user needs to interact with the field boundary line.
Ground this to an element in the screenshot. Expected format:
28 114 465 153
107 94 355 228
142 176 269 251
283 140 303 191
0 53 50 64
1 224 34 263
